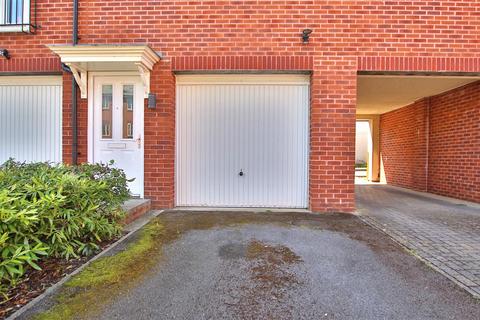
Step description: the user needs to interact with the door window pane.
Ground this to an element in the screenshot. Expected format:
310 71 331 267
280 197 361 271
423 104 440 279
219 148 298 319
101 85 113 139
123 85 134 139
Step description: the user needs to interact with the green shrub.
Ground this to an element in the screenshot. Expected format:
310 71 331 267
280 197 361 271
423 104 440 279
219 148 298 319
0 160 130 298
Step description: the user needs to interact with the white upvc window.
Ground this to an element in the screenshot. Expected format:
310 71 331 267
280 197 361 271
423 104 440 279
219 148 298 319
0 0 30 32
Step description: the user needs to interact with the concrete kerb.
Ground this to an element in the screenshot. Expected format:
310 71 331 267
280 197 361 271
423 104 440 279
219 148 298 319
7 210 164 320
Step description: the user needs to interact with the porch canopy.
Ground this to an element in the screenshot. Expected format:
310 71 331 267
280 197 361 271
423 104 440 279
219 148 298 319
48 44 162 98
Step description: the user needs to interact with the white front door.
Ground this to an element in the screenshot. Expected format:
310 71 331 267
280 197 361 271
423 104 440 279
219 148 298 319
92 76 144 197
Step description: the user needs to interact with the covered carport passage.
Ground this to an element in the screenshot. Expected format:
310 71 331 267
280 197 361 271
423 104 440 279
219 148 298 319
355 73 480 298
356 73 480 204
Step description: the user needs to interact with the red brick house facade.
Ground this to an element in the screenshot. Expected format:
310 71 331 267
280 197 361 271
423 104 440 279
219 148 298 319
1 1 479 211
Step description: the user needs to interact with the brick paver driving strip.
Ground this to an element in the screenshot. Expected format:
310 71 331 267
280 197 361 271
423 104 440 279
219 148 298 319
357 185 480 298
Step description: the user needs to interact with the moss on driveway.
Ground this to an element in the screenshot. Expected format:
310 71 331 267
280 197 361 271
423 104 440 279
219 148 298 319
33 221 165 320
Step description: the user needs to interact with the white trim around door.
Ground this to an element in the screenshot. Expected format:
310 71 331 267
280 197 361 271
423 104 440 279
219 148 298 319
88 73 144 197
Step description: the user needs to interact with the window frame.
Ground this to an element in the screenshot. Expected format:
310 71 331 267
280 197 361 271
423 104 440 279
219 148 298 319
0 0 33 33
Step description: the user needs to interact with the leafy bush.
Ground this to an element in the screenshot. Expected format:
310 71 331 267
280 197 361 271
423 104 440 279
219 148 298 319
0 160 130 297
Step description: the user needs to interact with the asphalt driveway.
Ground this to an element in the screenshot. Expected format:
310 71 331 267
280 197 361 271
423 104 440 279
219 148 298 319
19 211 480 320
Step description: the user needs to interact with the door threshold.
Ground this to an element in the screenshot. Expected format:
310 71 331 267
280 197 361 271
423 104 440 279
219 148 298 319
172 207 312 213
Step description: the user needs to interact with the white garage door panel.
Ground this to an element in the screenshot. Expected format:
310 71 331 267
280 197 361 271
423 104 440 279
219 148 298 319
0 77 62 164
176 75 309 208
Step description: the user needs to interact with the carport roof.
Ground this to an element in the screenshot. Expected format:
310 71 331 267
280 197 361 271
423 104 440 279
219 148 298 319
357 75 480 114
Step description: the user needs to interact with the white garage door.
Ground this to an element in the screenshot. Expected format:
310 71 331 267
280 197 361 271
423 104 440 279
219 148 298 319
0 76 62 164
176 75 310 208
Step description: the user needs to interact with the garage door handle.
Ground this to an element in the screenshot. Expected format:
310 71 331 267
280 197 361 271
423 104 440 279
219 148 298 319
239 169 244 177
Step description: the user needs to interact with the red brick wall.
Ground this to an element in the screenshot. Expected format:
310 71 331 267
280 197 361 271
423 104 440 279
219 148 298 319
62 73 88 165
2 1 480 211
427 81 480 203
380 100 429 192
144 63 176 208
2 1 480 59
61 73 73 163
380 81 480 203
310 58 357 213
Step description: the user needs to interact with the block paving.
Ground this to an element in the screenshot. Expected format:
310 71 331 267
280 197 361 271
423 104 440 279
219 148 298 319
357 185 480 298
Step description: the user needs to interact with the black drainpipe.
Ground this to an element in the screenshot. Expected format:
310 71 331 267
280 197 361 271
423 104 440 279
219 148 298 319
71 0 79 165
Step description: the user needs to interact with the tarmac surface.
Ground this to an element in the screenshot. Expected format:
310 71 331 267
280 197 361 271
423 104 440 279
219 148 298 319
20 211 480 320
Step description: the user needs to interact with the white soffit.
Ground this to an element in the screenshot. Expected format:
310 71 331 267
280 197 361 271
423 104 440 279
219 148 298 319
357 75 479 114
47 44 162 98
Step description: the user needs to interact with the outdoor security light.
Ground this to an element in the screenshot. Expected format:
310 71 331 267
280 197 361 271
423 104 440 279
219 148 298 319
302 29 312 43
0 49 10 59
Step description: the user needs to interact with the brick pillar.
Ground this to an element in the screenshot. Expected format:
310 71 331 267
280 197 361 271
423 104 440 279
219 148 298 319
62 72 88 164
309 57 357 213
144 62 176 208
62 72 73 164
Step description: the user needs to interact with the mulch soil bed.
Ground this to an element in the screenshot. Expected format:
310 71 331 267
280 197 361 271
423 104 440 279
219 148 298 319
0 237 121 319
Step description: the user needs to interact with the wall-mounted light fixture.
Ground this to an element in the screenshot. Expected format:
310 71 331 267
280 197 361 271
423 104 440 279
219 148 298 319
302 29 312 43
0 49 10 59
148 93 157 109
